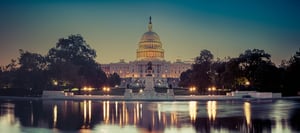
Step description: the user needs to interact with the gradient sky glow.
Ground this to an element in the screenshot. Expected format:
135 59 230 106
0 0 299 66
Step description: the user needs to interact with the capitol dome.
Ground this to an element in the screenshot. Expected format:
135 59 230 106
136 17 164 61
140 31 160 41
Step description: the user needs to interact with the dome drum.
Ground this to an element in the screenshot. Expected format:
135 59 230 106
136 17 165 61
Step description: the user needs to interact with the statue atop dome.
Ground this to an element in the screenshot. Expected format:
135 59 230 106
148 16 152 31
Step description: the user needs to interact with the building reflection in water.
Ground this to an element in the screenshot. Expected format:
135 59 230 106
0 100 299 133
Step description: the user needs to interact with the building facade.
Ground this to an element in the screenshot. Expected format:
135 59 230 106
101 17 191 87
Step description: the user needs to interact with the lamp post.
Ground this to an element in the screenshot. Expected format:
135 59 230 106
189 86 197 95
207 65 218 95
103 87 110 95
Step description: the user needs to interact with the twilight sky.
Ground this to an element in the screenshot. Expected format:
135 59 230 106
0 0 299 66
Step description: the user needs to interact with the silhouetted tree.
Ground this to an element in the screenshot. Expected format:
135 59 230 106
253 62 281 92
285 48 300 95
191 49 214 93
107 73 121 87
211 59 226 88
0 59 18 89
5 59 18 71
195 49 214 64
178 69 192 87
13 50 48 95
238 49 272 90
47 34 107 90
47 34 96 64
220 58 241 90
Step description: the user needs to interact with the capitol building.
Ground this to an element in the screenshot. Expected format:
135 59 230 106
101 17 191 87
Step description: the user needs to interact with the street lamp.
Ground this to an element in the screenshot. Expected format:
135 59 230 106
245 81 250 86
103 87 110 95
189 86 196 92
208 86 216 95
189 86 197 96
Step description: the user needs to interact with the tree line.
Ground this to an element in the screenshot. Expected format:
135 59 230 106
179 48 300 96
0 34 120 96
0 34 299 96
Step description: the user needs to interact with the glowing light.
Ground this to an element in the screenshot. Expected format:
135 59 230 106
103 101 110 123
207 101 217 121
207 86 217 91
115 101 118 118
189 101 197 122
244 102 251 125
158 103 161 121
88 100 92 123
208 87 211 91
136 102 140 121
83 100 87 124
53 105 57 128
103 87 110 92
81 100 92 128
245 81 250 86
171 112 177 125
189 86 196 92
83 86 93 91
212 86 216 91
53 80 58 86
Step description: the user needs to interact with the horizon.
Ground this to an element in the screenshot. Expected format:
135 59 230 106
0 0 299 66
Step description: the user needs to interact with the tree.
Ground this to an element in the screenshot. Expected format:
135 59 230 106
289 48 300 64
195 49 214 64
239 49 271 67
107 73 121 87
190 49 214 93
47 34 96 64
285 48 300 95
252 62 281 92
14 50 48 95
47 34 107 90
178 69 192 87
221 58 243 90
238 49 272 89
5 59 18 71
0 59 18 89
19 49 47 71
211 60 226 89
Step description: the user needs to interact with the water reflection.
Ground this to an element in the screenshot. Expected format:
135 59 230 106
0 103 21 133
244 102 251 126
0 99 299 133
53 105 57 128
189 101 197 122
207 101 217 121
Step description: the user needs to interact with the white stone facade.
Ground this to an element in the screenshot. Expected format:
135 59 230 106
101 17 191 84
102 59 190 79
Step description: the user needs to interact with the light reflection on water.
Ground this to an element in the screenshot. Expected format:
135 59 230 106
0 99 299 133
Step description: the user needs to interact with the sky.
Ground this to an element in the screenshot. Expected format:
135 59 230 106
0 0 299 66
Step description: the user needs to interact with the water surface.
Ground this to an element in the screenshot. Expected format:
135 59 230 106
0 99 300 133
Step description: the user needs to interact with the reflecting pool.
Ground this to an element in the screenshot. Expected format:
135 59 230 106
0 99 300 133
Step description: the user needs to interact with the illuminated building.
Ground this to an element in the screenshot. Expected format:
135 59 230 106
101 17 191 87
